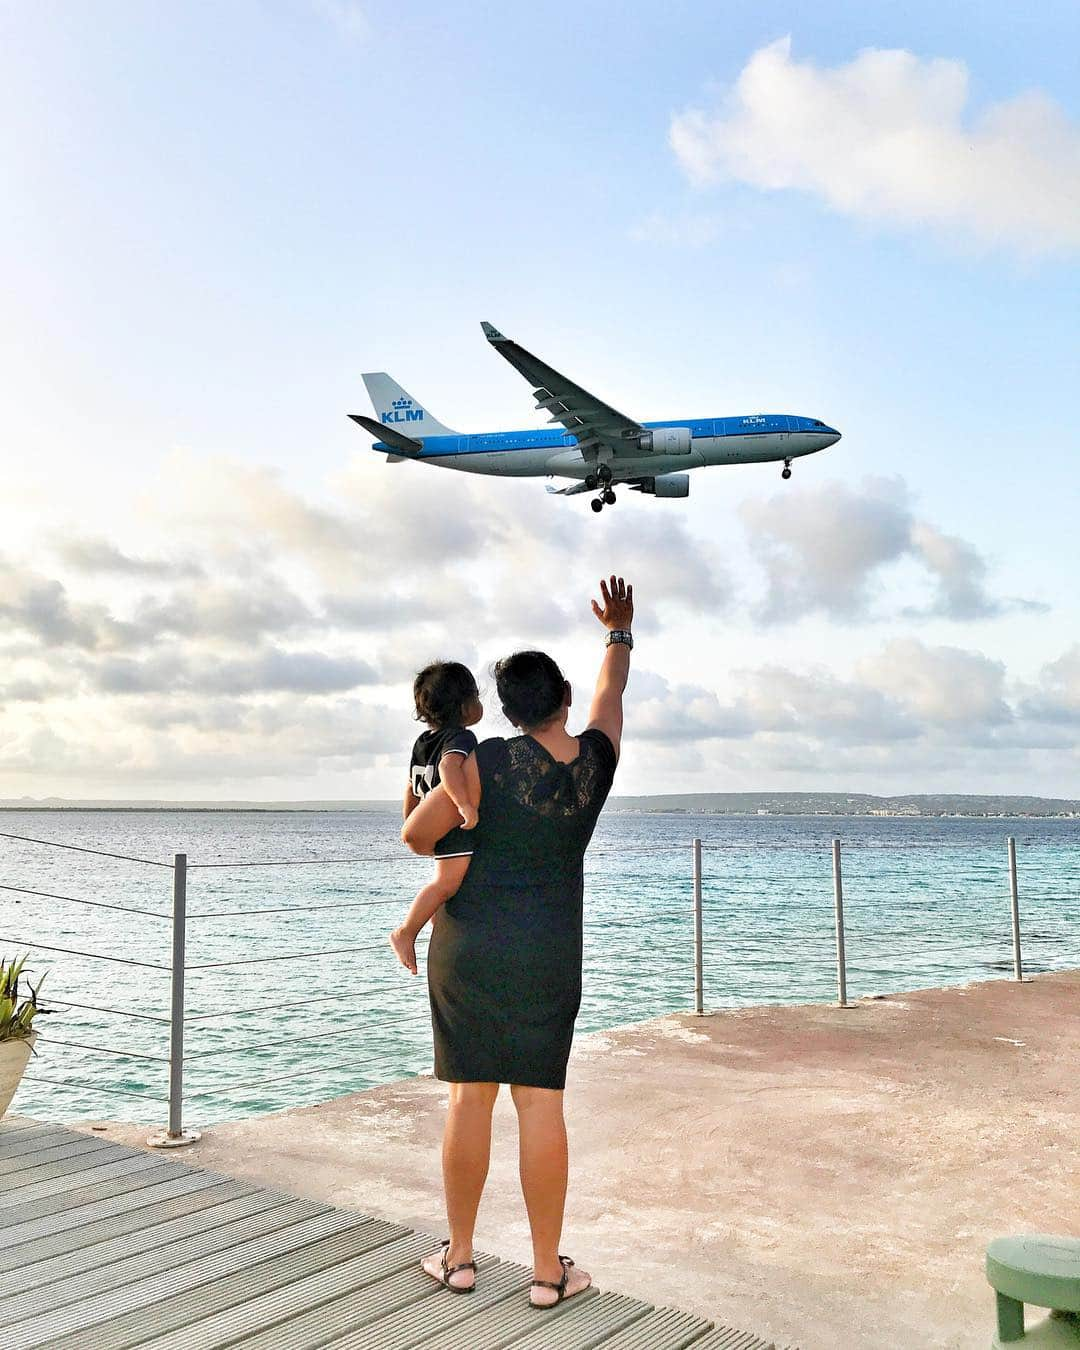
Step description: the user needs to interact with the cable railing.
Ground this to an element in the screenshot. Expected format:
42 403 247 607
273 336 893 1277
2 824 1077 1144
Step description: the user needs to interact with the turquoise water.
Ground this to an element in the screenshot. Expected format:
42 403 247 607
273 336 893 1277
2 810 1077 1127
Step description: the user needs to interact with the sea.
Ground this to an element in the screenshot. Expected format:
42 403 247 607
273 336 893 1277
2 809 1077 1127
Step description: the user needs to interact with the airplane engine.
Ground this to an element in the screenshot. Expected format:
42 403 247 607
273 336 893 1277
637 427 692 455
631 473 690 498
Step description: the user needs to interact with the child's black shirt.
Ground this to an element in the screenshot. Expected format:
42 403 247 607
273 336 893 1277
409 726 478 800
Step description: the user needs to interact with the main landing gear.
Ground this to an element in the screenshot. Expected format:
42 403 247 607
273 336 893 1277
781 456 793 480
587 465 616 512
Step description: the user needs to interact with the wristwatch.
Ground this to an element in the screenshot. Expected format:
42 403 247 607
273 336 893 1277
606 629 634 650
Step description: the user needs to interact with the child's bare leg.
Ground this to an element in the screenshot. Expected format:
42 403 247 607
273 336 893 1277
390 856 471 975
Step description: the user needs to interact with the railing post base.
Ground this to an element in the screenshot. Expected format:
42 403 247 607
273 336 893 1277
147 1127 201 1149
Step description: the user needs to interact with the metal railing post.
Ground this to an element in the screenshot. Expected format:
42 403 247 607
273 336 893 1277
693 838 704 1015
833 838 849 1008
1008 836 1023 982
149 853 200 1147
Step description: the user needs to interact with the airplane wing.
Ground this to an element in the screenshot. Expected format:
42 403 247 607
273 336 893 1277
481 322 643 461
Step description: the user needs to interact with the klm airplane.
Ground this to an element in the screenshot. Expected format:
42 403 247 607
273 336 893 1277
350 322 840 513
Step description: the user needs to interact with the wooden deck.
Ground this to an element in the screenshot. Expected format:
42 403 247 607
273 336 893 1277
0 1115 789 1348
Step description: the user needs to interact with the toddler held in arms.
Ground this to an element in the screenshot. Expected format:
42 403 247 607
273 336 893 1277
389 661 483 975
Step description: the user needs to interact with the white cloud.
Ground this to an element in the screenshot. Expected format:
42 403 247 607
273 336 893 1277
670 37 1080 255
739 476 1039 623
858 639 1011 730
54 536 203 580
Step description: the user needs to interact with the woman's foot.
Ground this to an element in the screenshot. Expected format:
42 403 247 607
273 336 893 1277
389 927 418 975
530 1255 591 1307
421 1240 476 1291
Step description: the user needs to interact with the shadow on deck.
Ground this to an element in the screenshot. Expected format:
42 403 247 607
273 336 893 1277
0 1116 790 1348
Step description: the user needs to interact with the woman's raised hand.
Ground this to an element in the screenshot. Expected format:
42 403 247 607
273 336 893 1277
590 575 633 631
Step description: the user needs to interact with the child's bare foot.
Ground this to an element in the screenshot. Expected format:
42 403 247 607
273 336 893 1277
389 927 418 975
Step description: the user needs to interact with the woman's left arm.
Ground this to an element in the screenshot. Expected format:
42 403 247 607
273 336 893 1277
401 753 482 855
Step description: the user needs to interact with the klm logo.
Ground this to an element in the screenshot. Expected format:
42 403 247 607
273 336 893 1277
381 396 424 425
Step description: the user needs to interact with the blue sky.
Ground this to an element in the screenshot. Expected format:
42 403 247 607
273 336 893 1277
1 1 1078 799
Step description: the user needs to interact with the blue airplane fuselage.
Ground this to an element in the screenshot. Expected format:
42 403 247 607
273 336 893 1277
374 413 840 482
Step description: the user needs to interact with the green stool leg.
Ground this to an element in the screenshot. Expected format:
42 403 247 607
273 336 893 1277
997 1292 1025 1342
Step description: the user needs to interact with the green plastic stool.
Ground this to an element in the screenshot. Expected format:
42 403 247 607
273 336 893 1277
987 1235 1080 1346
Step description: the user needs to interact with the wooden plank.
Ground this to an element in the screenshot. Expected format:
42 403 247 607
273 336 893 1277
0 1168 222 1252
0 1127 114 1162
0 1194 330 1324
0 1133 120 1176
22 1212 393 1350
0 1186 288 1301
416 1287 626 1350
138 1246 501 1350
502 1289 653 1349
589 1305 722 1349
0 1151 176 1210
681 1328 779 1349
322 1262 530 1350
0 1116 54 1140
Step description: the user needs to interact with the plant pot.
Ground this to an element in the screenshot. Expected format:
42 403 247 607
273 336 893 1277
0 1033 36 1120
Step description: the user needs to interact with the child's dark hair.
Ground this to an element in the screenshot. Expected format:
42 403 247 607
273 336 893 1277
413 661 478 728
493 651 566 729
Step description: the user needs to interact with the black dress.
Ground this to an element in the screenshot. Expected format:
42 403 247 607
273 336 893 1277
426 729 617 1089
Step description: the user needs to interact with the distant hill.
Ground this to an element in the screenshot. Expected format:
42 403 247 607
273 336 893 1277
2 792 1078 817
607 792 1080 817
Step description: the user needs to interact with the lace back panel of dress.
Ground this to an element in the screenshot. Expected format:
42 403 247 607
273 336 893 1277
493 737 605 817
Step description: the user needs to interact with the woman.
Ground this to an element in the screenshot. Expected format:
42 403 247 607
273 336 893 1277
401 575 634 1309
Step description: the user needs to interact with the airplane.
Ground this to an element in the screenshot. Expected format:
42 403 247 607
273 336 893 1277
350 322 840 513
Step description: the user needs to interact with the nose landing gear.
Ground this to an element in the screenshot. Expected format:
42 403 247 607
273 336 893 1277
781 457 793 480
591 487 617 512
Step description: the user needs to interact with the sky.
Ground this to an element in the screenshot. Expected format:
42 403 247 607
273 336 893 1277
1 0 1078 801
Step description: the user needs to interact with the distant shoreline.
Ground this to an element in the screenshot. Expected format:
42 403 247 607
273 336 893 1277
2 793 1079 821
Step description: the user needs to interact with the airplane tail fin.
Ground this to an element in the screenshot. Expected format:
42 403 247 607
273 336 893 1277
361 373 459 438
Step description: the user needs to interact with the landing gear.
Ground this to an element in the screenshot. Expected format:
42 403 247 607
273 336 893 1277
586 462 616 512
781 457 792 480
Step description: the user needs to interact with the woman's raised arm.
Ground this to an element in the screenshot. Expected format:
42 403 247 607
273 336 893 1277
586 575 633 760
401 754 482 855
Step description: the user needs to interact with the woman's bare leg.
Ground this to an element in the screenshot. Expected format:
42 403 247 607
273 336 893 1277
422 1080 499 1289
510 1084 591 1304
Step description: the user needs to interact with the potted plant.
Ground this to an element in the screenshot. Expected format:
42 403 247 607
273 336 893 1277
1 954 52 1119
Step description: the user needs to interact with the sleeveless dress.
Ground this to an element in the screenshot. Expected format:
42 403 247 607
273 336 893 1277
426 729 617 1088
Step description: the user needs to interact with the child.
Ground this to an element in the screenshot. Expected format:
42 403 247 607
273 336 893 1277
390 661 483 975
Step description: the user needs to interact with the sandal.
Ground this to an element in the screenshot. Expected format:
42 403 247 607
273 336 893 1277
422 1238 477 1294
530 1255 590 1308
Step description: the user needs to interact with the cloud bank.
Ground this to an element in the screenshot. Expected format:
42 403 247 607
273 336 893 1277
0 454 1070 795
670 38 1080 254
740 476 1044 623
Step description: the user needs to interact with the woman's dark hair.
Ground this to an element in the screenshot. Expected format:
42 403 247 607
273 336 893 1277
493 651 566 729
413 661 478 728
